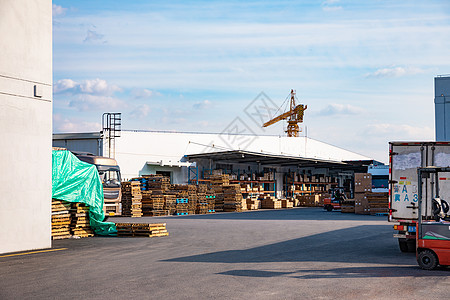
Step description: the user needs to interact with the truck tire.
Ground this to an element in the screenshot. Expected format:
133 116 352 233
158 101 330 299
398 239 416 253
418 250 438 270
326 205 333 212
398 239 409 252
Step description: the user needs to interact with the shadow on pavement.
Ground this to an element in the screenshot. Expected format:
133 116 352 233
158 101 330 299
144 207 388 222
218 266 450 279
164 225 411 265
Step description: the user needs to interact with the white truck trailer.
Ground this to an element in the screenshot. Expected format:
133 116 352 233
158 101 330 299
389 141 450 252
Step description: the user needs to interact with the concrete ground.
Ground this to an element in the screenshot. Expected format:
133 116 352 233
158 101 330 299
1 208 449 299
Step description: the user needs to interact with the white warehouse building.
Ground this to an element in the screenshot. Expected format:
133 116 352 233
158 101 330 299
53 130 375 198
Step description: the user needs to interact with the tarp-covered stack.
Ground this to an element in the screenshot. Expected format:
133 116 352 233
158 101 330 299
70 203 94 237
121 181 143 217
52 150 116 236
51 200 71 240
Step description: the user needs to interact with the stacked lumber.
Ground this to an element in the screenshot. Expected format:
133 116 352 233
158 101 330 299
261 195 282 209
115 223 169 237
366 192 389 215
52 200 71 240
141 191 153 216
143 175 170 191
70 203 94 237
209 174 229 212
121 181 143 217
246 197 261 210
280 199 294 208
188 184 197 215
164 194 177 215
175 198 189 215
222 184 243 212
341 200 355 213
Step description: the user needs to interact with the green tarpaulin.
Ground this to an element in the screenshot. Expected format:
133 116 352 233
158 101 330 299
52 150 117 236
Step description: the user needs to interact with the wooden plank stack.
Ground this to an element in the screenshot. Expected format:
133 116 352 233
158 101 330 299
341 200 356 213
115 223 169 237
246 197 261 210
52 200 71 240
70 202 94 237
209 174 229 212
261 195 282 209
121 181 143 217
280 199 294 208
222 184 244 212
367 192 389 215
164 194 177 215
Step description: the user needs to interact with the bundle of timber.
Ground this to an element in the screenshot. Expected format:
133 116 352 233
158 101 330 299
366 192 389 215
164 194 177 215
141 191 153 216
222 184 244 212
188 185 197 214
341 200 355 213
209 174 229 212
70 202 94 237
142 175 170 191
209 174 230 186
205 193 216 213
51 200 71 240
261 195 282 209
246 197 261 210
115 223 169 237
281 199 294 208
121 181 143 217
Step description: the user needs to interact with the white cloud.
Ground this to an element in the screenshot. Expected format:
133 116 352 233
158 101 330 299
322 0 342 12
365 66 425 78
69 94 126 112
84 29 106 43
131 88 157 99
52 4 67 17
53 79 78 93
193 100 212 110
364 123 434 140
53 114 101 133
317 103 364 116
130 104 151 119
53 78 121 96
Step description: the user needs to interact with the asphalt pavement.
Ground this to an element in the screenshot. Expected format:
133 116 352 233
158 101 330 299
1 208 449 299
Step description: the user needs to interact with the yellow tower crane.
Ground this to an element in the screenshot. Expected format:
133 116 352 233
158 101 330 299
262 89 307 137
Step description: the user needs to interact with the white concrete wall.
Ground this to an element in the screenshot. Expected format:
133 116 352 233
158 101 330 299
0 0 52 254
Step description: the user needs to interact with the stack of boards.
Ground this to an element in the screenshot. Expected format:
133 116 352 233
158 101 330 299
52 200 71 240
115 223 169 238
52 200 94 239
70 203 94 237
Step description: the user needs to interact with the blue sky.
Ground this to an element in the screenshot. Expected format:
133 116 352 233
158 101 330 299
52 0 450 163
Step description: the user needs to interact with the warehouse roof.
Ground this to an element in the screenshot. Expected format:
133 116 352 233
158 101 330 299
185 150 357 169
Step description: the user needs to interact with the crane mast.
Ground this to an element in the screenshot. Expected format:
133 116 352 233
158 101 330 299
262 89 307 137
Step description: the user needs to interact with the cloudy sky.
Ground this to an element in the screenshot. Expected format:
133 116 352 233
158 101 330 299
52 0 450 163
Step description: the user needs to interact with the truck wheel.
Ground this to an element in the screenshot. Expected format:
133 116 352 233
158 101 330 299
326 205 333 212
418 250 438 270
398 239 409 252
406 239 416 253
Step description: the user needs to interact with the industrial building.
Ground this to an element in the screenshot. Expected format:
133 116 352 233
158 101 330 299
435 75 450 141
53 129 380 199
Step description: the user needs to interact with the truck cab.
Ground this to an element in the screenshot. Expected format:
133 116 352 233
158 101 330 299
73 152 122 216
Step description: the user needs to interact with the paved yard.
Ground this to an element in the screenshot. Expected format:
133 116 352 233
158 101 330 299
1 208 449 299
